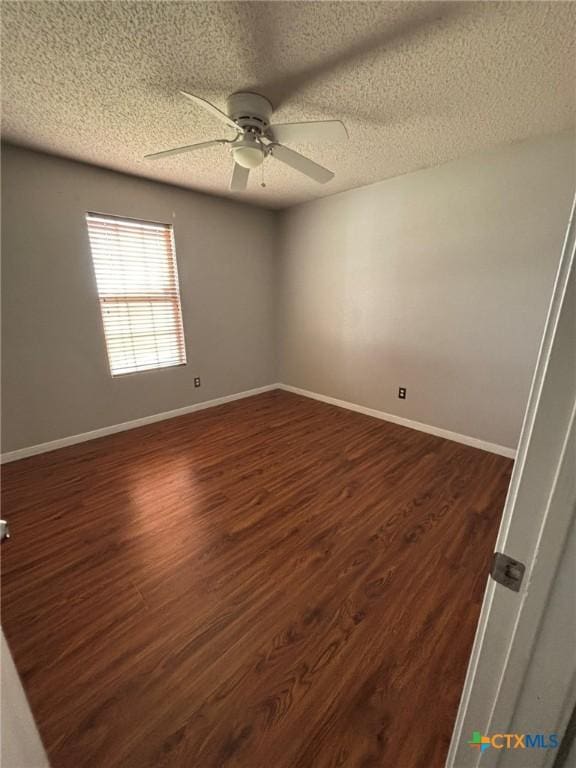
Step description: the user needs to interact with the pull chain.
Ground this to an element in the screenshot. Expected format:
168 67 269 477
260 159 266 188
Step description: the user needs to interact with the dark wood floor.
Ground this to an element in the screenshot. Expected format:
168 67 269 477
1 390 512 768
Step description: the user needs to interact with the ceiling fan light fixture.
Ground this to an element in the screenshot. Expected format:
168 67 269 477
232 143 264 169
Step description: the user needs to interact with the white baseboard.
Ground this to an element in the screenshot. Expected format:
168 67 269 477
278 383 517 459
0 384 280 464
1 381 516 464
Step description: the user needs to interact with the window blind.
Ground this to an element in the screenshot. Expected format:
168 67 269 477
86 213 187 377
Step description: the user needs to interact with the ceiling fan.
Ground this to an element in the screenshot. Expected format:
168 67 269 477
144 91 348 191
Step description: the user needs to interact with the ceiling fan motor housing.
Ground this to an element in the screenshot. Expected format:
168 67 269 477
228 92 272 168
227 92 273 135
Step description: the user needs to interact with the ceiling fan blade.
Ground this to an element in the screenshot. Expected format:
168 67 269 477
270 144 334 184
230 162 249 192
269 120 348 145
144 140 228 160
179 91 239 132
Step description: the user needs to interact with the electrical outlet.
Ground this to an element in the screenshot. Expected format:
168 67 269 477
194 377 201 388
398 387 407 400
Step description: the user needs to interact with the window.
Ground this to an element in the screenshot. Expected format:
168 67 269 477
86 213 186 376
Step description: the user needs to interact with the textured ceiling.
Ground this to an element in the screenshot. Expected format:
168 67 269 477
2 1 575 209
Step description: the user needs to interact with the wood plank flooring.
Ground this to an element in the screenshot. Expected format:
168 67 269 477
1 390 512 768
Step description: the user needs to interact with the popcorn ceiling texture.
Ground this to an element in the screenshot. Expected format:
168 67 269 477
2 1 575 209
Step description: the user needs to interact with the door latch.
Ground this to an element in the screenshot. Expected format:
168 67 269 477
490 552 525 592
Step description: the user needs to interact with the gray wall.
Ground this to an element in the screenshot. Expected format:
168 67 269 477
278 132 575 450
1 145 278 452
2 134 573 455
